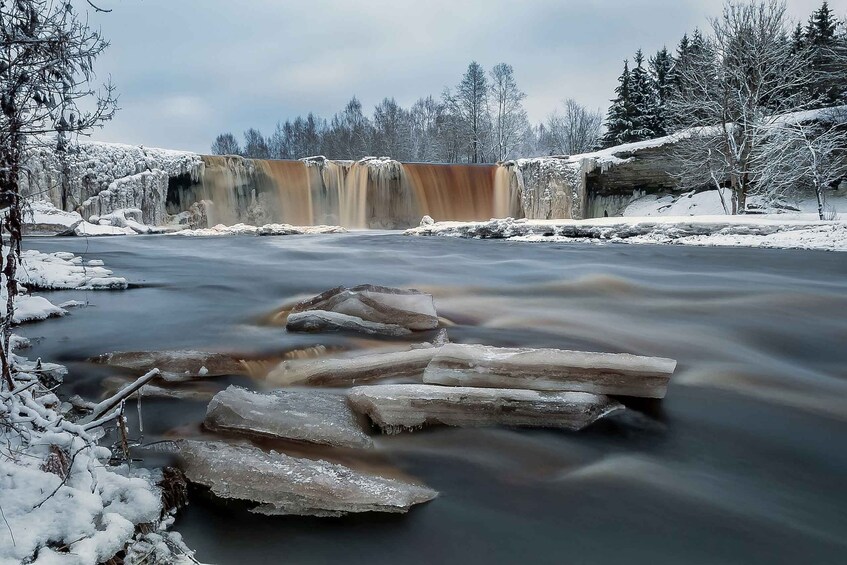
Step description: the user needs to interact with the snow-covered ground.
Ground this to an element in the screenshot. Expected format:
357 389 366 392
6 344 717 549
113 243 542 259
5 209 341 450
406 212 847 252
1 249 196 564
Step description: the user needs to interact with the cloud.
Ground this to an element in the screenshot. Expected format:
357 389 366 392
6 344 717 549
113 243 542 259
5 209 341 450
86 0 831 152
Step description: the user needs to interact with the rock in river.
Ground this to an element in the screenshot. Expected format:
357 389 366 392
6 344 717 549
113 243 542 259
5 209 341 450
423 344 676 398
205 385 373 448
176 440 437 517
347 384 624 433
286 310 413 337
287 285 439 331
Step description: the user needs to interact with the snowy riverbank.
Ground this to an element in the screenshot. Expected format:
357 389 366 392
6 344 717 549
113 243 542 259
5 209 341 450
407 214 847 252
0 249 196 564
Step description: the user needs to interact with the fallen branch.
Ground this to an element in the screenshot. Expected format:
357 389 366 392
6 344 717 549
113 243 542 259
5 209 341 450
80 369 159 426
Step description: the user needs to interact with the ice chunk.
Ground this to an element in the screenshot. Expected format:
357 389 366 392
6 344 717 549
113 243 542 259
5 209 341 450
205 386 373 448
423 344 677 399
347 384 624 433
176 440 437 517
289 285 439 331
90 350 246 382
286 310 413 337
267 346 438 386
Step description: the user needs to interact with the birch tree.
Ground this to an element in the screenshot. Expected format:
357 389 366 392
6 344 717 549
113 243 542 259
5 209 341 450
545 99 602 155
489 63 527 161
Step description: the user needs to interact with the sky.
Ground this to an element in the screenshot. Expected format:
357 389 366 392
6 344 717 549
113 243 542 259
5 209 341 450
86 0 834 152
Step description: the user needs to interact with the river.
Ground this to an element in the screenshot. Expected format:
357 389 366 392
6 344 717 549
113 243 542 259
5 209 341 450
20 233 847 565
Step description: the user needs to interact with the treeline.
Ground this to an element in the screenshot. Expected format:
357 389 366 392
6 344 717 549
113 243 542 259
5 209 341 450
603 1 847 147
211 63 603 163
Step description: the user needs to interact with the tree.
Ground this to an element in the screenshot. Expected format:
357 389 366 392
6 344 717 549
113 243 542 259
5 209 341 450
211 132 241 156
546 99 602 155
242 128 270 159
372 97 411 160
409 95 445 162
669 0 816 214
649 47 674 136
1 0 118 388
628 49 661 140
323 97 372 159
757 114 847 219
489 63 528 161
602 60 635 147
451 61 490 163
802 1 845 106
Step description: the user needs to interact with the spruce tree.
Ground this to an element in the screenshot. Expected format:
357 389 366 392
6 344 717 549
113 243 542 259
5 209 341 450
602 60 635 147
628 49 661 141
804 1 843 106
649 47 674 137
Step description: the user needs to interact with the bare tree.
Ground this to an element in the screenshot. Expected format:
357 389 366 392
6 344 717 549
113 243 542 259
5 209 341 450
757 114 847 219
372 97 411 160
489 63 528 161
1 0 118 388
242 128 270 159
669 0 815 214
450 62 490 163
211 132 241 156
546 99 603 155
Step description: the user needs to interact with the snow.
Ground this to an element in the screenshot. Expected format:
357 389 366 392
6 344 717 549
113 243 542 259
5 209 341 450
407 215 847 252
172 223 347 236
1 249 196 563
23 200 83 234
623 190 847 219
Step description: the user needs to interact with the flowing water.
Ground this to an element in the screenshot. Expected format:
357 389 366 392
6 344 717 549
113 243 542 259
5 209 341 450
20 234 847 565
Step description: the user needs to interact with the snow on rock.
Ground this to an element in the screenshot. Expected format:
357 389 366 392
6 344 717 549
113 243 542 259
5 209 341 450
174 439 437 517
18 249 128 290
171 223 347 236
423 343 677 399
23 200 83 235
205 386 373 448
347 384 625 434
406 216 847 252
10 294 66 323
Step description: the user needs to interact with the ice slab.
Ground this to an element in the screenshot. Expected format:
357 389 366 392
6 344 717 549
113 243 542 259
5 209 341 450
205 386 373 448
347 384 624 433
286 310 412 337
176 440 437 517
424 344 677 398
90 350 245 382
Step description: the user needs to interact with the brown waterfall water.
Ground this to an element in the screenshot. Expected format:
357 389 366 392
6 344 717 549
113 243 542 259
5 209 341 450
192 158 524 228
257 160 314 225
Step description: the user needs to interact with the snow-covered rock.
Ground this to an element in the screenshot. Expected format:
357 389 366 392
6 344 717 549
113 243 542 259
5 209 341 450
19 249 128 290
347 384 624 433
10 295 66 324
171 222 346 236
423 344 677 399
175 440 437 517
23 200 83 235
205 386 373 448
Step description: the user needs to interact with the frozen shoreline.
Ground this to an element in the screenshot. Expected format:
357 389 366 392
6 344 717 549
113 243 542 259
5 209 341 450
406 214 847 252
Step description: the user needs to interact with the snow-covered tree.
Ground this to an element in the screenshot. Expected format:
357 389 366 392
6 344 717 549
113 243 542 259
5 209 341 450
601 60 635 147
1 0 118 386
489 63 528 161
211 132 241 156
546 99 602 155
372 97 412 161
629 49 661 140
669 0 815 214
649 47 674 136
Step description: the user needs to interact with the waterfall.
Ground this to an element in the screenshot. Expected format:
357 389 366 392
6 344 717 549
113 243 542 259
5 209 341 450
174 157 531 229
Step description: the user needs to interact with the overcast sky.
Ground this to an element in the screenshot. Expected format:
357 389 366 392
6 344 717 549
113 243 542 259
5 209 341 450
87 0 833 152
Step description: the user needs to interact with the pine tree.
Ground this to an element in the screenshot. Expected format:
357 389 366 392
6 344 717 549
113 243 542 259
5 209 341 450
602 60 635 147
649 47 674 137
